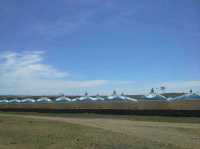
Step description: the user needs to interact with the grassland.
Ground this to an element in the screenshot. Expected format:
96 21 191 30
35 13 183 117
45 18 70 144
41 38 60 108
0 113 200 149
5 111 200 123
0 100 200 111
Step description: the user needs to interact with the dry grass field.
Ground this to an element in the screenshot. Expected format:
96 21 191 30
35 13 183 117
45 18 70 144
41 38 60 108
0 113 200 149
0 100 200 110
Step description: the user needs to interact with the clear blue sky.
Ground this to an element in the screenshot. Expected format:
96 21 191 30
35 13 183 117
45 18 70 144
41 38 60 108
0 0 200 95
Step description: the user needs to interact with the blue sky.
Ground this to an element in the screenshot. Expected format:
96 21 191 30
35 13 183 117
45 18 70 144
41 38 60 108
0 0 200 95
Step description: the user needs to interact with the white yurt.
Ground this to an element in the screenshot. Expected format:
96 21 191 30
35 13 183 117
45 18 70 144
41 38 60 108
76 92 96 102
71 98 78 102
173 90 200 101
107 91 122 100
8 99 21 103
0 99 9 104
93 94 105 101
55 96 71 103
21 98 36 103
167 97 174 101
120 93 138 101
144 88 167 101
107 91 137 101
36 97 52 103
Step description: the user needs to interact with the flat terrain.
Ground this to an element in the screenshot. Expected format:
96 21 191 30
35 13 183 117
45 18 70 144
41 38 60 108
0 100 200 111
0 113 200 149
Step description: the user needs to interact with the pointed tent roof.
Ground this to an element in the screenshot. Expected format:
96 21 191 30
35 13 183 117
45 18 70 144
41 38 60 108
120 92 137 101
55 96 71 102
107 91 124 100
0 99 9 103
8 99 21 103
76 92 96 102
167 97 174 101
21 98 36 103
173 90 200 101
71 98 78 102
37 97 52 103
94 94 105 101
107 91 137 101
144 88 167 101
145 93 167 100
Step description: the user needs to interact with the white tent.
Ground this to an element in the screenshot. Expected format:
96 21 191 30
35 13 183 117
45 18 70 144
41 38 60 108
8 99 21 103
71 98 78 102
76 92 97 102
37 97 52 103
0 99 9 103
107 91 122 100
21 98 36 103
107 91 137 101
55 96 71 102
173 90 200 101
167 97 174 101
120 93 137 101
145 94 167 100
144 88 167 101
93 94 105 101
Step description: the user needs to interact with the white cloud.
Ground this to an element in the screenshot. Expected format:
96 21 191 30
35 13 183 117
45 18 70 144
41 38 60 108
1 51 198 95
0 51 107 95
0 51 68 79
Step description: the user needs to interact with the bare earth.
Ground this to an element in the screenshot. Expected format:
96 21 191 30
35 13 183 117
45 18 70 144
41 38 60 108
3 114 200 149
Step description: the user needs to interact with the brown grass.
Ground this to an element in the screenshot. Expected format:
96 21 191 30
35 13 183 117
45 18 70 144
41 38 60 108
1 113 200 149
0 100 200 110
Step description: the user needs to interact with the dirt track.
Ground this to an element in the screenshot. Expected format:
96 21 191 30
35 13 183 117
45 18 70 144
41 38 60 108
3 114 200 149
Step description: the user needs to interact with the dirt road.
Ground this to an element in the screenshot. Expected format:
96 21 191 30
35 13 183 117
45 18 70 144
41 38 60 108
3 114 200 149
